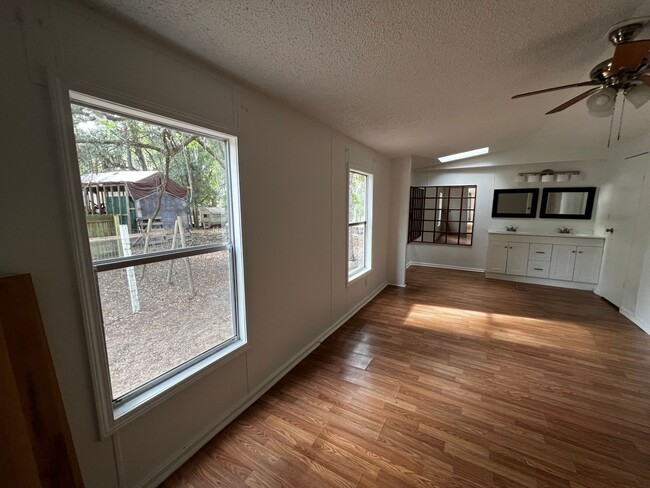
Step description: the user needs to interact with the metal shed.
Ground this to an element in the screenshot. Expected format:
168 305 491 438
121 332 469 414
80 171 189 234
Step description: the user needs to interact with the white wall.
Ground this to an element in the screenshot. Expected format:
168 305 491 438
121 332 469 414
1 1 390 486
387 156 412 286
407 160 607 270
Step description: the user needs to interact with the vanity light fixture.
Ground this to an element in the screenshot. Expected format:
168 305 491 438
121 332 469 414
438 146 489 163
556 173 570 182
516 169 581 183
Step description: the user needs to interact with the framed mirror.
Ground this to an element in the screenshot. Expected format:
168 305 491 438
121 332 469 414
491 189 539 218
540 187 596 219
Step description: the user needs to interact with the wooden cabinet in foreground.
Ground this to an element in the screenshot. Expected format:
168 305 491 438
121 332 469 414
0 274 84 488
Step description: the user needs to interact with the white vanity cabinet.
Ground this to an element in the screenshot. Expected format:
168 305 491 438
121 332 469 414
485 241 530 275
549 245 576 281
573 246 603 283
486 232 605 290
485 241 508 273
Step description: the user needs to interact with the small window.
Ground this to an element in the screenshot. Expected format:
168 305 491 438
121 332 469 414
348 169 373 281
64 92 246 427
408 185 476 246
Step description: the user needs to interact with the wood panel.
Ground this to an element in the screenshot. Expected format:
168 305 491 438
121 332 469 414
0 274 84 487
162 266 650 487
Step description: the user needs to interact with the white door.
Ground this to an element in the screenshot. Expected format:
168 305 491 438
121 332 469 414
486 241 508 273
549 245 576 281
598 155 648 306
506 242 530 276
574 246 603 284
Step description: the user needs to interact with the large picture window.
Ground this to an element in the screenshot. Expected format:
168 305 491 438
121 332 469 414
348 169 373 281
61 91 246 429
408 185 476 245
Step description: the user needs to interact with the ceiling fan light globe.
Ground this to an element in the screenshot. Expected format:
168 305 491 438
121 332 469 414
588 108 615 117
625 84 650 108
586 87 617 114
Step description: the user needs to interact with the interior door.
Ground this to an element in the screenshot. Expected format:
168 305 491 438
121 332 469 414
598 154 648 307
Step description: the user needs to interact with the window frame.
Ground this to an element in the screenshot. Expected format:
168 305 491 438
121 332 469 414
408 185 476 246
347 167 373 283
49 75 247 437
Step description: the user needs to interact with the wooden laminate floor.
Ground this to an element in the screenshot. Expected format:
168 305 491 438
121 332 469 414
162 267 650 488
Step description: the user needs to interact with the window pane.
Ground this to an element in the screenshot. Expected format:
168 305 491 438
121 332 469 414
70 99 243 411
72 103 231 263
348 172 367 223
408 185 475 247
423 221 435 232
348 223 365 275
97 251 233 399
446 234 460 245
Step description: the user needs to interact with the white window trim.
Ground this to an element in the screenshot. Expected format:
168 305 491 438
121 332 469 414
347 166 373 284
48 73 247 438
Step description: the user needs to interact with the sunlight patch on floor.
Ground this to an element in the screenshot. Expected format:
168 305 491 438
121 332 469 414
403 303 597 350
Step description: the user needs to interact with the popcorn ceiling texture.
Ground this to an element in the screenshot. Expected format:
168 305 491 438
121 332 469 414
84 0 649 159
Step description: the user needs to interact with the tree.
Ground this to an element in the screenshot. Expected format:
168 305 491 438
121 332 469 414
71 104 230 221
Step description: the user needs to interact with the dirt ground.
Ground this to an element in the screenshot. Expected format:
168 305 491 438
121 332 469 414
98 226 365 399
97 228 234 399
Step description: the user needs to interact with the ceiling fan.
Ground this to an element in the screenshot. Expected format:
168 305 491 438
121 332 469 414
512 18 650 116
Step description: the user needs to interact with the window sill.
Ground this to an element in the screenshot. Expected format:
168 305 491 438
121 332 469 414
106 338 248 436
348 267 372 286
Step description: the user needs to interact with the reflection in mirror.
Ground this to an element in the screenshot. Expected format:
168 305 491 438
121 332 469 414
408 185 477 245
491 189 539 218
546 192 587 214
540 187 596 219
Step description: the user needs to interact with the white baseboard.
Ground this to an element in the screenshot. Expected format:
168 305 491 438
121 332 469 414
408 262 485 273
484 272 596 291
389 282 407 287
620 307 650 336
139 282 388 488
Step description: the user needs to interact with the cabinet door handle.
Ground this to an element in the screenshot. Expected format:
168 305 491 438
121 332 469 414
578 251 583 254
504 246 508 248
509 247 513 249
535 251 545 254
534 268 544 271
572 250 576 253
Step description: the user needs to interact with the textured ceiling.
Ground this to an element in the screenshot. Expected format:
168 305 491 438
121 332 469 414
83 0 650 164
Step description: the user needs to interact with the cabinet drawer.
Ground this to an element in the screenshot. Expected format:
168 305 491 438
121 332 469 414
527 260 550 278
528 244 552 262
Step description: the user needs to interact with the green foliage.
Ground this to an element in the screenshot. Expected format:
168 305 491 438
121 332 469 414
348 171 367 223
71 104 228 210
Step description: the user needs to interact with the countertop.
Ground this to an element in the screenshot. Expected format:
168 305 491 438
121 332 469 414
488 230 605 239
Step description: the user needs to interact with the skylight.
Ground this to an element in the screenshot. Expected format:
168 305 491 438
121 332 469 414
438 147 489 163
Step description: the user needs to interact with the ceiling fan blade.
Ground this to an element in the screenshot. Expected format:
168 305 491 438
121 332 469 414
512 81 601 99
611 39 650 73
546 87 603 114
